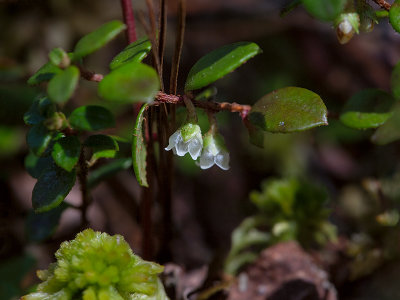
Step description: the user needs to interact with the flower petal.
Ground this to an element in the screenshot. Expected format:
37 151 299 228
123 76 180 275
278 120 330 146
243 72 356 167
188 137 203 160
175 139 189 156
165 131 180 151
199 150 215 169
215 151 230 170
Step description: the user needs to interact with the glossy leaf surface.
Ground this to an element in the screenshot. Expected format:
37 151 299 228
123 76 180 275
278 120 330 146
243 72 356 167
23 97 56 125
25 152 55 179
27 62 62 85
51 136 81 172
69 105 115 131
84 134 119 162
390 0 400 33
132 104 148 187
47 66 80 104
249 87 328 133
185 42 261 91
99 62 160 103
73 20 126 59
302 0 346 21
109 36 151 70
26 124 54 156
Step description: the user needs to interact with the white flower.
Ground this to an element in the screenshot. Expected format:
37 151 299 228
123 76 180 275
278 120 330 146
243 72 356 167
199 132 230 170
165 123 203 160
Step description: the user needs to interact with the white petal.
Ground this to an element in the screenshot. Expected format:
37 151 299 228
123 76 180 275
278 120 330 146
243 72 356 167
199 151 215 169
215 151 230 170
165 131 180 151
175 139 189 156
188 137 203 160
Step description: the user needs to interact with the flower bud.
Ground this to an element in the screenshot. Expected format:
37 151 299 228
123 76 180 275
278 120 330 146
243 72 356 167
199 132 230 170
335 12 360 44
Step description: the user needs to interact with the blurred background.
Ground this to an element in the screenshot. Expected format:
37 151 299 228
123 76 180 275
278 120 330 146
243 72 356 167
1 0 400 299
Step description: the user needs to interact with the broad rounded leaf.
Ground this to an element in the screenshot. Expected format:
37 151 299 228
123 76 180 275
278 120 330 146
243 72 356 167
32 166 76 212
47 66 80 104
26 124 54 156
390 0 400 33
23 97 56 125
52 136 81 172
69 105 115 131
371 104 400 145
73 20 126 59
249 87 328 133
302 0 346 21
25 152 55 179
340 89 395 129
109 36 152 70
99 62 160 103
391 61 400 99
132 104 149 187
27 62 62 85
84 134 119 162
26 202 68 242
185 42 262 91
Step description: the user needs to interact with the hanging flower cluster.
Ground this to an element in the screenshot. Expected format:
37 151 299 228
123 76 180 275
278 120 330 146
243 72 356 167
21 229 167 300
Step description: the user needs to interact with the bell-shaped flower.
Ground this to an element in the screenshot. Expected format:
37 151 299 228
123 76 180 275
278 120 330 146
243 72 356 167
199 132 230 170
165 123 203 160
335 12 360 44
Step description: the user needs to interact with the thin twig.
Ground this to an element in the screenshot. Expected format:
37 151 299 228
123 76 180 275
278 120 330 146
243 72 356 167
78 148 90 228
158 0 167 77
120 0 137 43
78 65 103 82
372 0 391 11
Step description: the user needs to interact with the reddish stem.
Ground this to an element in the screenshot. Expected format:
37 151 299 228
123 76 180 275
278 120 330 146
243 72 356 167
120 0 137 43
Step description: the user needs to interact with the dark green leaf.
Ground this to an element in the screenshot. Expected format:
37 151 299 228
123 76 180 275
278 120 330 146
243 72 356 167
23 97 56 125
302 0 346 21
48 47 70 68
185 42 262 91
391 61 400 99
98 62 160 103
47 66 80 104
194 86 218 100
27 62 62 85
69 105 115 131
84 134 119 162
246 122 265 148
390 0 400 33
32 165 76 212
26 123 54 156
25 152 55 179
88 157 132 189
26 202 68 242
73 20 126 59
340 89 395 129
0 126 22 158
109 36 152 70
249 87 328 133
52 136 81 172
281 0 302 17
371 104 400 145
132 104 149 187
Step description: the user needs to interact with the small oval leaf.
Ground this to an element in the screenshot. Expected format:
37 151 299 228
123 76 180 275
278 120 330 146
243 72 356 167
26 124 54 156
32 166 76 213
390 0 400 33
24 97 56 125
73 20 126 59
185 42 262 91
27 62 62 85
109 36 152 70
340 89 395 129
132 104 149 187
47 66 80 104
25 152 55 179
99 62 160 103
371 104 400 145
69 105 115 131
249 87 328 133
51 136 81 172
84 134 119 163
302 0 346 21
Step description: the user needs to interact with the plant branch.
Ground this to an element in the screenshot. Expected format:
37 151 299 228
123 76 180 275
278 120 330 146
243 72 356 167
78 148 90 228
120 0 137 43
78 65 103 82
372 0 391 11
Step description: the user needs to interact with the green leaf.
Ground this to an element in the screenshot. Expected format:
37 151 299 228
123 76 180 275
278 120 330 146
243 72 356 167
26 123 54 156
391 61 400 99
88 158 132 189
244 119 265 148
249 87 328 133
132 104 149 187
27 62 62 85
26 202 69 242
109 36 152 70
390 0 400 33
25 152 55 179
69 105 115 131
32 165 76 212
340 89 395 129
302 0 346 21
84 134 119 163
185 42 262 91
47 66 80 104
98 62 160 103
371 104 400 145
73 20 126 59
52 136 81 172
48 47 70 68
23 97 56 125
